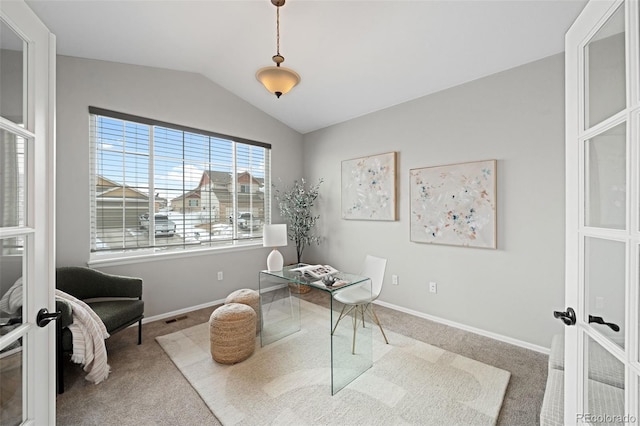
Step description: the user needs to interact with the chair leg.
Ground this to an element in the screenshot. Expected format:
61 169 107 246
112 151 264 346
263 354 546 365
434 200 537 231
331 304 355 336
347 303 390 354
368 305 389 345
351 307 358 354
137 319 142 345
331 304 346 335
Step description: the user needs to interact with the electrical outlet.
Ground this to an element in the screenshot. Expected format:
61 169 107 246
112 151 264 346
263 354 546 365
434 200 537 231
429 281 437 294
217 271 223 281
392 275 399 285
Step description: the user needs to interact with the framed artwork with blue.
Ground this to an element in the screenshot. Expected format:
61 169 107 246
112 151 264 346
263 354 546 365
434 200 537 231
410 159 497 249
341 151 397 221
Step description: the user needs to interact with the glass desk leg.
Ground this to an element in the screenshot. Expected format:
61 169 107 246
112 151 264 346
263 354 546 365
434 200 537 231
259 272 301 347
330 279 373 395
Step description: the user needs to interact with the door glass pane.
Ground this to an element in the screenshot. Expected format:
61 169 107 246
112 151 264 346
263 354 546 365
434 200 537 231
0 336 23 426
584 5 625 128
0 237 24 327
583 336 625 423
0 19 25 126
0 129 26 228
585 237 625 349
585 123 626 229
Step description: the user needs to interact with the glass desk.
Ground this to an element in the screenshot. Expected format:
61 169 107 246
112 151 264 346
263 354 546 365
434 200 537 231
259 264 373 395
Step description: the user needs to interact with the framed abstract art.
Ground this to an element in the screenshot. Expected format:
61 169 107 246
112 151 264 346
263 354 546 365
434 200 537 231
410 159 497 249
341 151 397 221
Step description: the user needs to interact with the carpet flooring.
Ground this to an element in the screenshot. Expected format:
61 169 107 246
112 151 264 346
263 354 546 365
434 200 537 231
56 288 548 425
157 299 511 425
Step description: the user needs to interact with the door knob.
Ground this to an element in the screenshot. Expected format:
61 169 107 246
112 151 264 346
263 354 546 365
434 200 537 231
588 315 620 332
553 307 576 326
36 308 61 328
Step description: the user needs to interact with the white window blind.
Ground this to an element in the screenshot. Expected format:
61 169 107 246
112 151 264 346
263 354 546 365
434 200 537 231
89 107 271 255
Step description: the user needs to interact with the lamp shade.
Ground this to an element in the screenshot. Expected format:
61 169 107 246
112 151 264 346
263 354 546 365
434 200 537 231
263 224 288 247
256 66 300 97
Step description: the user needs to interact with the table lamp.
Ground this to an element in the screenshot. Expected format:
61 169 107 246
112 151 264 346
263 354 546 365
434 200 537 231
263 224 288 271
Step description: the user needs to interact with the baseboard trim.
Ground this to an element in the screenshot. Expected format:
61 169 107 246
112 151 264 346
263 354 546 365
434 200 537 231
142 298 226 324
374 299 550 355
141 285 285 325
141 293 550 354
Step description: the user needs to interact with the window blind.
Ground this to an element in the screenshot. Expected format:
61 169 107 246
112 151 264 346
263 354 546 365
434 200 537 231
89 108 271 255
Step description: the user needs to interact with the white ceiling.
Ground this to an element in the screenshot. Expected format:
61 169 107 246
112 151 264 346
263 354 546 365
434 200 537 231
25 0 587 134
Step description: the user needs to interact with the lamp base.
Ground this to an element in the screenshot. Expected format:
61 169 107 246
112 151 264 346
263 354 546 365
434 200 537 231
266 248 284 272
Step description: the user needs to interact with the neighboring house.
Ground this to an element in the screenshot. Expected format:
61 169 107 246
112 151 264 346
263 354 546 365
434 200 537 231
234 171 265 219
95 176 165 228
198 170 227 219
173 170 264 222
170 189 202 214
95 176 150 229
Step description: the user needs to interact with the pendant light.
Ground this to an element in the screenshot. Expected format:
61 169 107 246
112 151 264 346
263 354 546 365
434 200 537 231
256 0 300 98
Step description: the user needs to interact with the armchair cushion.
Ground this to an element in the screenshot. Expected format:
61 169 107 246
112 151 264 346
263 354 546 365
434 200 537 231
56 266 143 337
55 266 144 393
88 300 144 334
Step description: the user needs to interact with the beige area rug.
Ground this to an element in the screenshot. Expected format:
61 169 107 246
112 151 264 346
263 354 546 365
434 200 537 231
156 300 510 425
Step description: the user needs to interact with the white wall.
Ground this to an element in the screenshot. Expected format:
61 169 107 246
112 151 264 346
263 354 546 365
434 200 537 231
56 56 303 317
56 53 568 348
302 54 566 348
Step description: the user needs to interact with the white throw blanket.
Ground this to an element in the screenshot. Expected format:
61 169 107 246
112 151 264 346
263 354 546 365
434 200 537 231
0 277 23 316
55 289 111 384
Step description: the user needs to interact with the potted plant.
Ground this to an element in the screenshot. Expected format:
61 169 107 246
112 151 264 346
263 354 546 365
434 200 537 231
274 178 323 292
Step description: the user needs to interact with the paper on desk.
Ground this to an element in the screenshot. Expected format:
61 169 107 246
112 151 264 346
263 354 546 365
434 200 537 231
291 264 338 279
313 279 350 289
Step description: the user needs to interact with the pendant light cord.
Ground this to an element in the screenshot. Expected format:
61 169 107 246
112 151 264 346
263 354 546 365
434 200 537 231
276 6 281 58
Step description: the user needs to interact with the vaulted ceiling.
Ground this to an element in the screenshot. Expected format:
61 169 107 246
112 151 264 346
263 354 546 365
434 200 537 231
26 0 587 134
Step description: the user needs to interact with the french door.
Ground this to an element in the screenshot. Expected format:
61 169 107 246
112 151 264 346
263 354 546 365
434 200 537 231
565 0 639 424
0 1 56 424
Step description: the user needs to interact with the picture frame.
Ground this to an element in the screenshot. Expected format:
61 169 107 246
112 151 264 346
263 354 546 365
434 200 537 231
341 151 397 221
410 159 497 249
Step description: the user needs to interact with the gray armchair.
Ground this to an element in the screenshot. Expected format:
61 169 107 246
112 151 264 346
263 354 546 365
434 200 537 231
56 267 144 393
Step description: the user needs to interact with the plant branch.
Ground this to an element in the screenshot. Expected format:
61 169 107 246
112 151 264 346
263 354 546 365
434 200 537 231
273 178 323 264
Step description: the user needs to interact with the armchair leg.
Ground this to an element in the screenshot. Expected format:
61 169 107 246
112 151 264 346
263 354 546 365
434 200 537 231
137 319 142 345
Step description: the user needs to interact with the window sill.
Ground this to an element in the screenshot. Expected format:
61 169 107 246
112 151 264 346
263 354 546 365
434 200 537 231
87 240 264 268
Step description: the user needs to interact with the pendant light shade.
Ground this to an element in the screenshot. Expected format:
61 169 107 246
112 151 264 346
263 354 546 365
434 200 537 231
257 0 300 98
256 65 300 98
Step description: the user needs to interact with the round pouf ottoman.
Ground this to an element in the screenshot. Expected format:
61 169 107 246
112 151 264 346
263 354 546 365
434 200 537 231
225 288 260 331
209 303 256 364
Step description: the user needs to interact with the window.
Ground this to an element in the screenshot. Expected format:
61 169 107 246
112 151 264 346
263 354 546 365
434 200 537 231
89 107 270 256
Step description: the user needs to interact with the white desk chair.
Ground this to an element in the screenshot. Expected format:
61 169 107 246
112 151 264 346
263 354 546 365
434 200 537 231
331 255 389 353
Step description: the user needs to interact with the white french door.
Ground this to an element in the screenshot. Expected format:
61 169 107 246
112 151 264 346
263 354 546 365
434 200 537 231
0 1 55 425
565 0 639 424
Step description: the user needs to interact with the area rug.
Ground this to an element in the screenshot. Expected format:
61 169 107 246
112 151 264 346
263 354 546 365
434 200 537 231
156 300 510 425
